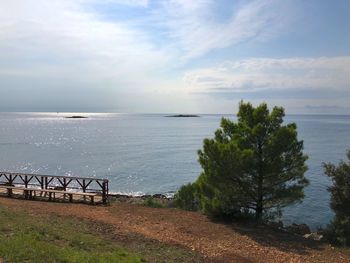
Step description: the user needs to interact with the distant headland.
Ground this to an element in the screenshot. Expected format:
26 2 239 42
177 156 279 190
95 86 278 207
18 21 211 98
165 114 200 117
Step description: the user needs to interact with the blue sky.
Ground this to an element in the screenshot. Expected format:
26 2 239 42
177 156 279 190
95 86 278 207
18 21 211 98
0 0 349 113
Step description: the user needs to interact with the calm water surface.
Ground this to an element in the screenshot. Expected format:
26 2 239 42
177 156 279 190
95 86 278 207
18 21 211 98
1 112 350 228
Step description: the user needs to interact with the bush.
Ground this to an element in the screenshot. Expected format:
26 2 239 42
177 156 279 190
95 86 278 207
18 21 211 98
174 183 199 211
143 197 164 208
324 150 350 246
324 217 350 246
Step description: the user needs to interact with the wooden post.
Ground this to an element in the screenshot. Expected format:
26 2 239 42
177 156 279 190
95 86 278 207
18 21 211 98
24 175 28 188
102 180 108 204
40 177 44 197
83 179 86 201
8 174 13 197
63 177 67 200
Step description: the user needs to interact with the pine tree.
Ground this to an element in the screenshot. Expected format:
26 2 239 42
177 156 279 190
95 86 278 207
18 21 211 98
188 101 309 220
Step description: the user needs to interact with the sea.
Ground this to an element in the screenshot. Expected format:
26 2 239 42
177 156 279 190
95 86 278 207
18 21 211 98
0 112 350 229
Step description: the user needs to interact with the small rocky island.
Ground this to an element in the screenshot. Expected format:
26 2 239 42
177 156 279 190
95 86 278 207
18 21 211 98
166 114 200 117
65 116 88 119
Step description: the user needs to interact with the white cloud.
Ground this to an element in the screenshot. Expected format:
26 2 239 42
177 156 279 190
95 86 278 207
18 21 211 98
0 0 296 91
100 0 149 7
0 0 170 92
0 0 348 113
183 57 350 92
152 0 294 59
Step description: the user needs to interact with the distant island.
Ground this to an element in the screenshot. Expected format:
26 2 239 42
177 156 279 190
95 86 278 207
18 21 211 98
166 114 200 117
65 116 88 119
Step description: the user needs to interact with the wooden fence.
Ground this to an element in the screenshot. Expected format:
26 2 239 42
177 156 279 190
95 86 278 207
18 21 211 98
0 172 109 204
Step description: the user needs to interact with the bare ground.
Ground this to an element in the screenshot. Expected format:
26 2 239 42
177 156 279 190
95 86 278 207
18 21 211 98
0 197 349 263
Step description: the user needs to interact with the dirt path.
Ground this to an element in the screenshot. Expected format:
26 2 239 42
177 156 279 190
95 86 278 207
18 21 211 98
0 197 349 263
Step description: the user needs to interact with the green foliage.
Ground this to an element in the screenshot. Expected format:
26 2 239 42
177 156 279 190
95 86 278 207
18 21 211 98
324 216 350 246
143 197 165 208
177 101 309 221
324 151 350 246
174 183 199 211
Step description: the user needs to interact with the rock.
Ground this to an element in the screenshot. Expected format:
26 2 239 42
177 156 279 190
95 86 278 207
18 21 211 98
303 232 324 241
285 223 311 235
65 116 88 119
266 220 284 229
152 194 167 199
110 194 131 199
166 115 200 117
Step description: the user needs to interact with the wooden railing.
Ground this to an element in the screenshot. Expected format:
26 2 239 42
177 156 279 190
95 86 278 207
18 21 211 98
0 172 109 204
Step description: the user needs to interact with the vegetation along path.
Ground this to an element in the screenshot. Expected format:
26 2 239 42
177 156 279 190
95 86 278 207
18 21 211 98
0 197 349 263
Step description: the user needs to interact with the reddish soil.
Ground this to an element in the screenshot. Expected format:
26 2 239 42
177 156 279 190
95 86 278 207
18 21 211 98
0 197 349 263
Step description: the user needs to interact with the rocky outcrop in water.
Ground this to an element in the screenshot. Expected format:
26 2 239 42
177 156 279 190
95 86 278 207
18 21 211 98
166 115 200 117
65 116 88 119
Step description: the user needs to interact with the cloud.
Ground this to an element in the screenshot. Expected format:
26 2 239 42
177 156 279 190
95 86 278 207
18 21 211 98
152 0 295 59
101 0 149 7
0 0 297 90
183 56 350 92
0 0 171 92
0 0 348 113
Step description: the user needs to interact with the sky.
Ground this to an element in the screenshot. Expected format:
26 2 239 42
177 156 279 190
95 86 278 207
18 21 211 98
0 0 350 114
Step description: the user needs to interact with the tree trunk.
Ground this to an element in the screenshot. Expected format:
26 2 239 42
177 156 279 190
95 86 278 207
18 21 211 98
256 176 263 221
256 142 264 222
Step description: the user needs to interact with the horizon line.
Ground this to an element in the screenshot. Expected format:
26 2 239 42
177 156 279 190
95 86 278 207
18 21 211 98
1 111 350 116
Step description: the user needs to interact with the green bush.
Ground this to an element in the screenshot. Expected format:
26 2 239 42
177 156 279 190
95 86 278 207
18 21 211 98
174 183 199 211
324 217 350 246
324 150 350 246
143 197 164 208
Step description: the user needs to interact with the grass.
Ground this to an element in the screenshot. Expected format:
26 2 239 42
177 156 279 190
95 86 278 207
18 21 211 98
0 205 205 263
0 206 142 263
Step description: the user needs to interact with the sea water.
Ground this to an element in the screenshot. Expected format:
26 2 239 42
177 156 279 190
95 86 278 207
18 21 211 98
0 112 350 228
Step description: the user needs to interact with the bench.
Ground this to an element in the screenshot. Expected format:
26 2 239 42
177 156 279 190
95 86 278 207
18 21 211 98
0 185 98 204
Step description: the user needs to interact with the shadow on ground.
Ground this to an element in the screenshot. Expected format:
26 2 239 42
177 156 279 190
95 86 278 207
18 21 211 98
212 218 325 256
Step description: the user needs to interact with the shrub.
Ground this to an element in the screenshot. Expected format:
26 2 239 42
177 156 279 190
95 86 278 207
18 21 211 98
174 183 199 211
324 150 350 246
143 197 164 208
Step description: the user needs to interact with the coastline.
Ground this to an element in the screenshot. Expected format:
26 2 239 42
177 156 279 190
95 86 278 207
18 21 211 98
1 113 349 230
